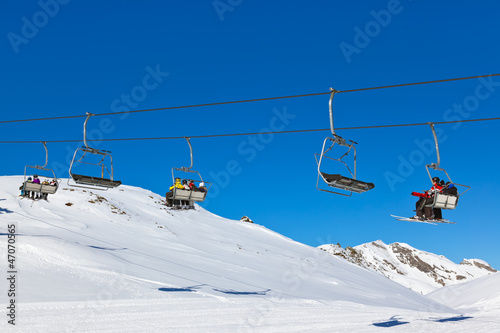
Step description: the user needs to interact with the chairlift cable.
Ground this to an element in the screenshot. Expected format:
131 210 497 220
336 73 500 94
1 116 500 144
1 73 500 124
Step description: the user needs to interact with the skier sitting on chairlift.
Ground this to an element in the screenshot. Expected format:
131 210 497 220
181 180 190 207
20 176 32 197
32 175 41 199
165 177 183 207
198 182 207 192
442 182 458 196
41 179 50 200
412 176 443 221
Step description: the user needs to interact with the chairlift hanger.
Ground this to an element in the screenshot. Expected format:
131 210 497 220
426 123 452 182
68 112 121 190
423 123 470 210
315 88 374 196
176 137 194 173
23 141 59 195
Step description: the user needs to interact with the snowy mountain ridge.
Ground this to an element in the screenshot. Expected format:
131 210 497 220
319 240 496 294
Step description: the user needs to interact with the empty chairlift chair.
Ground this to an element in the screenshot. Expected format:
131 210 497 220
68 113 121 190
315 88 374 196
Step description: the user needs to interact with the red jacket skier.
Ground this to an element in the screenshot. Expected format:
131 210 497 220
412 177 443 220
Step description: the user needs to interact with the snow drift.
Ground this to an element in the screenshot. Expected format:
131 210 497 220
427 272 500 311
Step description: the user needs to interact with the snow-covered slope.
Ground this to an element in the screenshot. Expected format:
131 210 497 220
427 272 500 311
0 176 451 313
319 240 496 294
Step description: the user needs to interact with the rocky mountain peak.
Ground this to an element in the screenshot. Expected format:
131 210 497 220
319 240 497 294
460 259 497 272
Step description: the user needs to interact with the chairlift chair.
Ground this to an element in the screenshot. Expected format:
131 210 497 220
68 113 122 190
170 138 211 204
315 88 375 196
22 142 60 195
424 123 470 210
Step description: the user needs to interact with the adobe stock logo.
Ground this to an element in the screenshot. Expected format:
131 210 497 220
49 64 169 177
110 64 170 120
384 76 500 192
203 106 295 207
213 0 243 21
339 0 407 64
7 0 71 54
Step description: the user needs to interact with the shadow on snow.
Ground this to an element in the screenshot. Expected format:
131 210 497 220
0 207 14 214
158 285 204 293
430 315 474 323
212 288 271 295
87 245 128 251
374 314 474 328
373 316 409 328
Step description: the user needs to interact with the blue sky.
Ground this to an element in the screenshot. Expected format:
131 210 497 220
1 1 500 268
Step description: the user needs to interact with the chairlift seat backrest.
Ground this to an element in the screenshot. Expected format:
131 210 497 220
321 173 375 193
72 174 122 188
426 193 459 210
172 188 207 202
23 182 58 194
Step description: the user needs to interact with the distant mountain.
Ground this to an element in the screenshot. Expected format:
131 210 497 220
319 240 496 294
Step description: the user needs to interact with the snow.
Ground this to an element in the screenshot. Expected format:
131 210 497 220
320 240 496 294
1 175 499 332
428 272 500 311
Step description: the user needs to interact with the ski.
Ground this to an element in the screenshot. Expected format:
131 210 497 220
390 215 456 225
164 205 195 211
